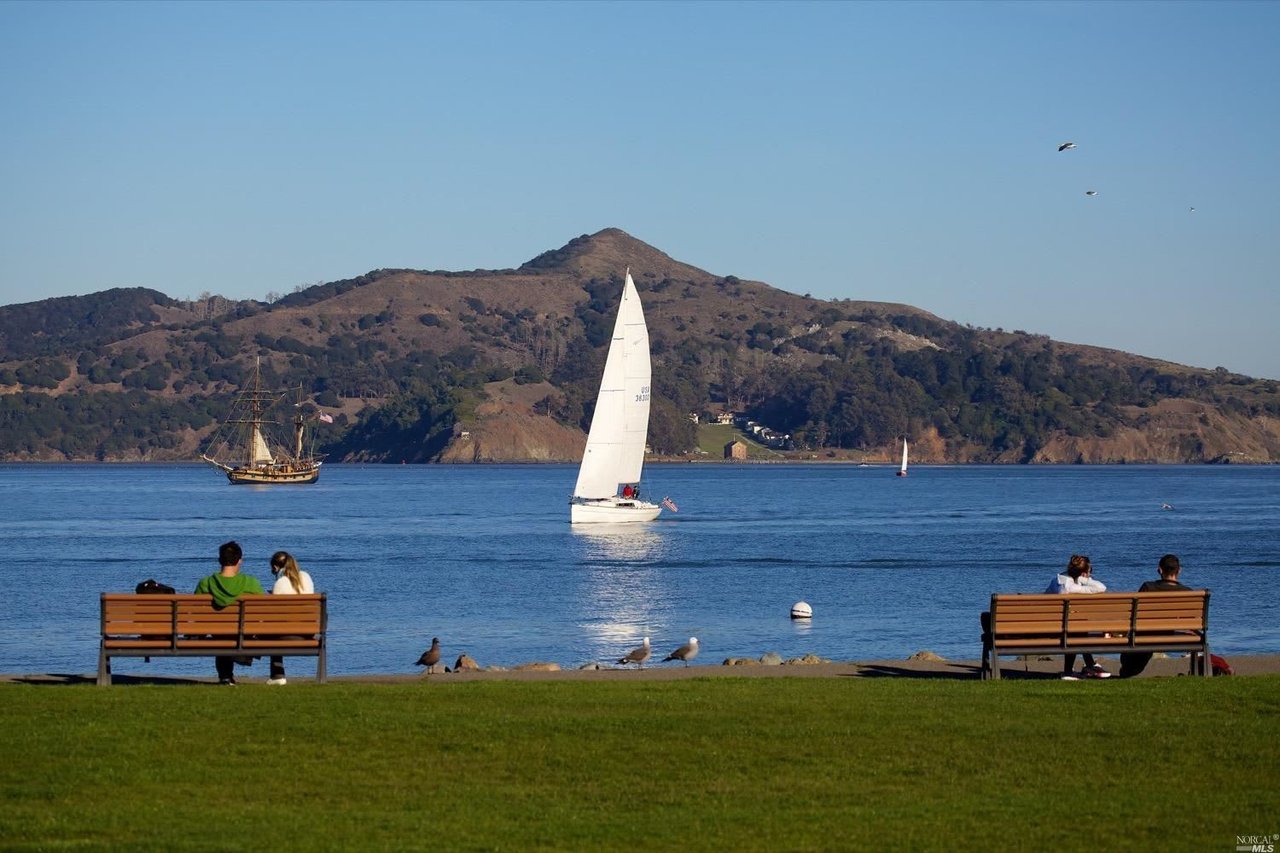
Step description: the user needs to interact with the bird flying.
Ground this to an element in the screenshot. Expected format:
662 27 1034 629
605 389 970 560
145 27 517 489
1058 142 1077 152
1085 190 1098 196
618 637 651 668
663 637 699 667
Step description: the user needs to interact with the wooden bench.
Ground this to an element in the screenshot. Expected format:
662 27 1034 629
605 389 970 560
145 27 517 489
980 590 1210 680
99 593 327 686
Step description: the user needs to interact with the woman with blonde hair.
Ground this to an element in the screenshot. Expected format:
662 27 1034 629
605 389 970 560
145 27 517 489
1046 554 1109 680
267 551 314 686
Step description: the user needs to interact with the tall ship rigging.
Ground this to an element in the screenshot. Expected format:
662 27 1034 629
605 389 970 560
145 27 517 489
200 360 325 485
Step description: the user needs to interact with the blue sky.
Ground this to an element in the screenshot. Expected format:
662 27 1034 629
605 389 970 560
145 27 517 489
2 1 1277 379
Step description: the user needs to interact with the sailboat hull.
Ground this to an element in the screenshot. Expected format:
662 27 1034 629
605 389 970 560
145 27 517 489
570 497 662 524
226 463 322 485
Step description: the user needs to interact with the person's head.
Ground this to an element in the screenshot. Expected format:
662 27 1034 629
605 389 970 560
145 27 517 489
1158 553 1181 578
270 550 304 592
1066 554 1091 579
218 540 243 569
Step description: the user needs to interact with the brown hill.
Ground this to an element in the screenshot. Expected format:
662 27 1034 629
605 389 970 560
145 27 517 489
0 227 1277 464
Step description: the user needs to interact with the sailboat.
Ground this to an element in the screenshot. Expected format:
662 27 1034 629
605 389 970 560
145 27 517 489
570 269 661 524
896 437 908 477
200 359 324 485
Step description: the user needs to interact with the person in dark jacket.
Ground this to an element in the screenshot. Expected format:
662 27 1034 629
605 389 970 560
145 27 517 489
1118 554 1192 678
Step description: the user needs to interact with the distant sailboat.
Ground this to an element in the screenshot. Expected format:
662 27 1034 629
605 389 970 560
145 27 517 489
896 437 908 477
570 270 662 523
200 359 324 485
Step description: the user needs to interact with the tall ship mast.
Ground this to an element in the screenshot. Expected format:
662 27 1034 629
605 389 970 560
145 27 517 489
199 359 325 485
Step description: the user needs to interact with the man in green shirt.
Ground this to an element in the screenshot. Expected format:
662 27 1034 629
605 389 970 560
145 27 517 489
195 540 264 685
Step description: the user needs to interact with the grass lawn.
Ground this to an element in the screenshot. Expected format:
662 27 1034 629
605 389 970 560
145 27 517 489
696 424 785 460
2 676 1277 851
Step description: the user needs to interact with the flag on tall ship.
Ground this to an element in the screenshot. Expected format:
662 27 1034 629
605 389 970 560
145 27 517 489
661 496 679 513
318 412 334 423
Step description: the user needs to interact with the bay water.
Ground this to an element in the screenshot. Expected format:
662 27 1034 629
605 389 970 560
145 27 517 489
1 463 1277 678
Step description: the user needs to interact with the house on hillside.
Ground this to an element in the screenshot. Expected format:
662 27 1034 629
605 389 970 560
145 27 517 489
724 439 747 461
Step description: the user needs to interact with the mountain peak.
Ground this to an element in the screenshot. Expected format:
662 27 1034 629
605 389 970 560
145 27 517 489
520 228 709 281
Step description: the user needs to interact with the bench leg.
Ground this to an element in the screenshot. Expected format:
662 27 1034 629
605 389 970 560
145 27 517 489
97 645 111 687
317 647 327 684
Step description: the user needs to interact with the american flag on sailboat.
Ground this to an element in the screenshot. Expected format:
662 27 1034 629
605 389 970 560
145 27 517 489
661 496 679 513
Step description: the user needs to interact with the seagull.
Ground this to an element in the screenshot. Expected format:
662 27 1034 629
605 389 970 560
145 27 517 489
663 637 699 667
1058 142 1077 152
1085 190 1098 197
1189 207 1196 213
415 637 441 673
1161 503 1175 510
618 637 651 668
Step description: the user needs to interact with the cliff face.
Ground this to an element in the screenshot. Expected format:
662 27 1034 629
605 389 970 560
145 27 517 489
436 379 584 464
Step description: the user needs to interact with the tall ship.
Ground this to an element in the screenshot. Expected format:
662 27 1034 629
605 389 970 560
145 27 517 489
200 360 324 485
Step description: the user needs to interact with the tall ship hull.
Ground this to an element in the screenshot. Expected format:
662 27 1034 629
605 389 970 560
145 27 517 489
200 358 326 486
222 464 321 485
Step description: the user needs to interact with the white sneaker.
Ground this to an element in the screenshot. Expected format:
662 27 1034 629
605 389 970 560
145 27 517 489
1060 672 1080 681
266 677 287 686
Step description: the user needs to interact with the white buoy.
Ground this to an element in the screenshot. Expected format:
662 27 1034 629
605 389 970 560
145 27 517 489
790 601 813 620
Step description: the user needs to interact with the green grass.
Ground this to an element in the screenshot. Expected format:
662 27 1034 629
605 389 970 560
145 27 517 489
3 677 1278 851
696 423 784 460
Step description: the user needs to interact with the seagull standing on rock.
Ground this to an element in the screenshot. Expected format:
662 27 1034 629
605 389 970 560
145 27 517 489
663 637 699 667
415 637 442 674
618 637 651 668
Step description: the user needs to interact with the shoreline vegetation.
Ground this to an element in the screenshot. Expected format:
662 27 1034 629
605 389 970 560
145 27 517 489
3 664 1277 849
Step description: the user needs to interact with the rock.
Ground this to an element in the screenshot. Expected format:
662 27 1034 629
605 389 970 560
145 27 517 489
786 654 830 665
722 657 759 666
452 654 481 672
908 650 946 662
513 662 561 672
759 651 784 666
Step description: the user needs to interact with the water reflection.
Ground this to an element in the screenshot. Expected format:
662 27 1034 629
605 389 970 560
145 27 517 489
572 526 671 654
571 524 665 562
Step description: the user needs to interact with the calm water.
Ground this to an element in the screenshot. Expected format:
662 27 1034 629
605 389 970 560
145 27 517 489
1 463 1277 678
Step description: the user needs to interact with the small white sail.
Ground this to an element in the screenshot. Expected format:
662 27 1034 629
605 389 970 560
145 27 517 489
250 426 275 466
897 437 909 477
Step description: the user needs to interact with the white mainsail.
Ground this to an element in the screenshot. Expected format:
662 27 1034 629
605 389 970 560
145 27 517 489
571 270 660 523
898 437 909 476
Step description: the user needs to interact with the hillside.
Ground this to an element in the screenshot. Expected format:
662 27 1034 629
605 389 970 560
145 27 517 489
1 228 1278 464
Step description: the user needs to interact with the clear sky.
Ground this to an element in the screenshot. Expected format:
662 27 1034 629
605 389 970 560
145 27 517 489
2 1 1277 379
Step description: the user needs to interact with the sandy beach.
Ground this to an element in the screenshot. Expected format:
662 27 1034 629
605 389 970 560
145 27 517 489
8 652 1278 686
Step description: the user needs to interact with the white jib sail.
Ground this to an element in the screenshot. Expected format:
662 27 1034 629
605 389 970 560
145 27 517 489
573 271 651 499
